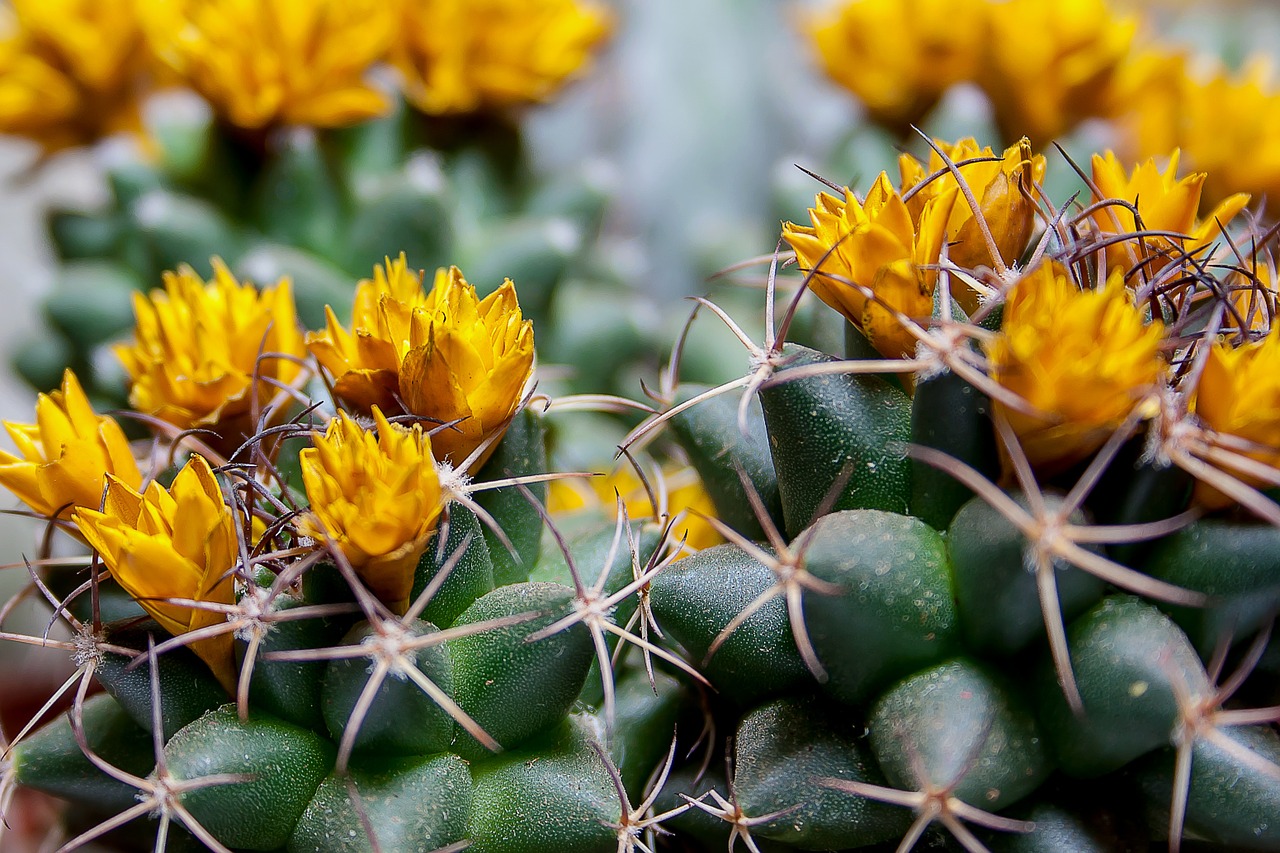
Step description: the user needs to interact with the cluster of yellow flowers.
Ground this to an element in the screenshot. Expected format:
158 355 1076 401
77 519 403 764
784 137 1280 490
809 0 1137 141
0 256 538 679
810 0 1280 210
0 0 612 152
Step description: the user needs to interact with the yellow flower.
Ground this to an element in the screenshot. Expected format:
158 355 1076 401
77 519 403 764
1089 150 1249 277
392 0 611 115
309 261 535 471
988 262 1164 470
808 0 986 133
72 455 238 692
783 172 957 360
299 408 444 614
899 137 1046 312
0 0 148 151
549 465 723 556
0 370 141 521
981 0 1136 143
1194 327 1280 502
115 259 306 440
138 0 394 129
307 255 432 416
1227 259 1276 335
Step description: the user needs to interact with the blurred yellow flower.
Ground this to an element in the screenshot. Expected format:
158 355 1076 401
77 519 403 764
981 0 1136 143
1089 150 1249 277
1194 327 1280 503
116 259 306 440
139 0 394 129
899 137 1045 312
808 0 986 133
1118 55 1280 210
299 408 444 614
988 263 1164 470
0 0 148 151
309 261 535 471
392 0 612 115
72 455 237 692
549 465 723 556
783 172 956 360
0 370 141 521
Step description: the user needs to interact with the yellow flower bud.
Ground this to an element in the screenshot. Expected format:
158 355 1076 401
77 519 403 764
0 370 141 521
72 455 238 691
899 137 1046 312
988 263 1164 470
115 259 306 441
783 172 956 360
299 408 445 615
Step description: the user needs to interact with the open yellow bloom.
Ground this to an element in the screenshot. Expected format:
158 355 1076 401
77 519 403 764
0 0 147 151
299 408 444 615
783 172 956 360
549 465 723 556
0 370 141 521
308 260 535 471
115 259 306 440
1194 327 1280 503
1089 150 1249 277
899 137 1046 312
808 0 986 134
72 456 237 692
139 0 393 129
981 0 1136 143
988 263 1164 470
392 0 611 115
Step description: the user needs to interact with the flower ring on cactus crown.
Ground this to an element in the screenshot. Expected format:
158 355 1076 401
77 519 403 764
909 408 1207 714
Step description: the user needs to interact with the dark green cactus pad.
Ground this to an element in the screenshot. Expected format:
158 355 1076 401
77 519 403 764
985 787 1150 852
1135 725 1280 851
1035 596 1209 778
467 717 618 853
909 368 998 530
473 406 550 587
733 695 911 849
869 657 1051 811
251 129 345 258
11 693 155 812
165 705 334 851
446 582 593 759
801 509 959 705
96 624 228 741
1142 518 1280 652
43 261 141 347
288 753 472 853
411 503 496 628
948 491 1104 656
670 382 783 539
647 542 812 706
321 619 456 756
759 343 912 537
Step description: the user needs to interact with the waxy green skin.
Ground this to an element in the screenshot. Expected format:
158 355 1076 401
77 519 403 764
473 407 549 587
760 343 912 538
909 368 998 531
165 706 334 851
412 502 496 628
